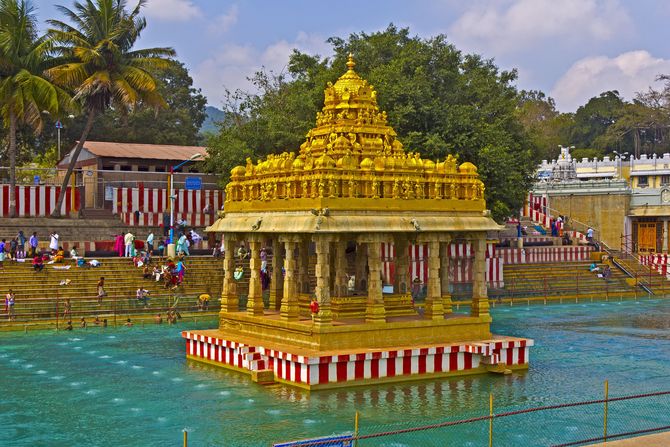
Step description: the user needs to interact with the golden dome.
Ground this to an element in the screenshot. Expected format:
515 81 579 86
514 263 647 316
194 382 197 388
231 165 246 178
360 157 374 170
423 160 436 174
315 153 336 169
292 157 305 171
459 162 477 174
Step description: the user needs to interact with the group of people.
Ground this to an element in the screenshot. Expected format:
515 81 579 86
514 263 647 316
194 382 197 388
145 257 187 289
550 215 567 237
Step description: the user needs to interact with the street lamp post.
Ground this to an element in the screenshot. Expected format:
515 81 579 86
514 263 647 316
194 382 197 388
168 153 203 251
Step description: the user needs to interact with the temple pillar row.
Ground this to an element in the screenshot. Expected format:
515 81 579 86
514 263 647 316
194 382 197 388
470 233 489 317
313 236 332 326
439 241 452 314
220 234 238 313
365 237 386 324
394 237 409 295
246 237 264 316
280 238 300 321
334 240 348 297
355 243 367 292
298 240 311 294
269 238 283 310
424 240 444 320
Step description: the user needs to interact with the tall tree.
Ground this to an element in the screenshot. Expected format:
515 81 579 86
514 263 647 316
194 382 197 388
47 0 175 217
0 0 69 217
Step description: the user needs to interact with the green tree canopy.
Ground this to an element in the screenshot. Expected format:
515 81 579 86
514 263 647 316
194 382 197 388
205 25 537 221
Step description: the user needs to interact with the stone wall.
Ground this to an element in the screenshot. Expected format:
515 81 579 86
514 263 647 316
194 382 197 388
548 193 628 249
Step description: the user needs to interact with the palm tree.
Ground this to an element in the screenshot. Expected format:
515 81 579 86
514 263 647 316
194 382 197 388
47 0 175 217
0 0 69 217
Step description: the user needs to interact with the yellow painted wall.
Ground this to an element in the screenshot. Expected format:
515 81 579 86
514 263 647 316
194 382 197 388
549 193 629 249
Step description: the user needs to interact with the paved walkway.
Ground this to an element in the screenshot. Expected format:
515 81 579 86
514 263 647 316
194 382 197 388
585 431 670 446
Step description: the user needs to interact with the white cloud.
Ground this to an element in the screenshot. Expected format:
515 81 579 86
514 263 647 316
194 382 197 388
143 0 202 22
449 0 631 54
193 33 331 107
208 4 239 35
551 50 670 111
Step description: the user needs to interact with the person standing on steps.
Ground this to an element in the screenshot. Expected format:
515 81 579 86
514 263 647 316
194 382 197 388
146 231 155 255
124 232 134 257
16 230 26 260
49 231 59 254
29 232 38 258
6 289 15 321
97 277 107 304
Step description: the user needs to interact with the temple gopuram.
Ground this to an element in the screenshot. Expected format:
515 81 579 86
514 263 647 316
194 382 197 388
183 55 533 390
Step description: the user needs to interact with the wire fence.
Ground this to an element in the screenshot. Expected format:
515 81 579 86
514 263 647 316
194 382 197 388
270 384 670 447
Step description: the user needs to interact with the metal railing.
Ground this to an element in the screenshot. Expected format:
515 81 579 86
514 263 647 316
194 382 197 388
277 383 670 447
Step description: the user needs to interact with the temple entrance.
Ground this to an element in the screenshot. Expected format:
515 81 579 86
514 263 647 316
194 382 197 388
637 222 657 252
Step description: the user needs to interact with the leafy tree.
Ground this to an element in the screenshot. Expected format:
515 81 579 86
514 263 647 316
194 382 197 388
47 0 175 217
73 60 206 145
570 91 625 151
205 25 537 221
0 0 69 216
516 90 574 161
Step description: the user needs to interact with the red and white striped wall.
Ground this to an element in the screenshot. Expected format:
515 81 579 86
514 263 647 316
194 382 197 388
0 185 80 217
381 242 503 288
640 254 670 277
111 187 223 214
498 246 594 264
119 212 216 227
182 331 533 389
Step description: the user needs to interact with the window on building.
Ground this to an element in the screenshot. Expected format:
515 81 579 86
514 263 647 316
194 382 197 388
138 166 149 172
154 166 166 172
638 176 649 187
120 165 132 172
662 175 670 185
102 165 114 171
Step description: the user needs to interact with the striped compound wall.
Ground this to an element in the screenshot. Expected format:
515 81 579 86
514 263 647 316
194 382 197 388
381 242 504 288
640 254 670 277
111 187 223 214
182 331 533 390
0 185 80 217
498 246 594 265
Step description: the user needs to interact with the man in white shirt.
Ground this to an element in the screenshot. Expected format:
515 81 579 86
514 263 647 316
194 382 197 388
146 232 155 253
124 232 134 257
49 232 59 252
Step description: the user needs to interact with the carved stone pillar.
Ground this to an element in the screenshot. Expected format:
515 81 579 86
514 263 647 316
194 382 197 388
394 236 409 295
355 243 368 292
364 238 386 323
280 238 299 321
313 236 332 326
471 233 489 317
220 234 238 313
298 240 311 294
439 241 452 314
424 240 444 319
269 238 283 310
334 239 348 296
246 238 264 316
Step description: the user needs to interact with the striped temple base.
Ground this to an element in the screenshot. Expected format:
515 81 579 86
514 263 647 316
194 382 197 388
182 331 533 390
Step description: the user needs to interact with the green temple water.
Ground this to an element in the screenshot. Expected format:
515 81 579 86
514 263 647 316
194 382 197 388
1 299 670 446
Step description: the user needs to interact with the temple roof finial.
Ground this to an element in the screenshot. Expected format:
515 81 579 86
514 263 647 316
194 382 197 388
346 53 356 71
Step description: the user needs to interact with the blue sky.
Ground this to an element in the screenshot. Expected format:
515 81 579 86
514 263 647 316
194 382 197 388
32 0 670 112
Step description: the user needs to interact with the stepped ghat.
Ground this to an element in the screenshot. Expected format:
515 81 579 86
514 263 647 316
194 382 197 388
185 56 533 389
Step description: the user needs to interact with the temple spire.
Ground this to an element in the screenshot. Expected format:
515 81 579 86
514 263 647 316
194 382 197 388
346 53 356 71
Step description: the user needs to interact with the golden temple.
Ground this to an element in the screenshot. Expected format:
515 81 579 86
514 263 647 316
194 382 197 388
189 55 531 390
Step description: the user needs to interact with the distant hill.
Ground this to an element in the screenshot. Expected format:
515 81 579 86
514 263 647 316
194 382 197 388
200 106 225 134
